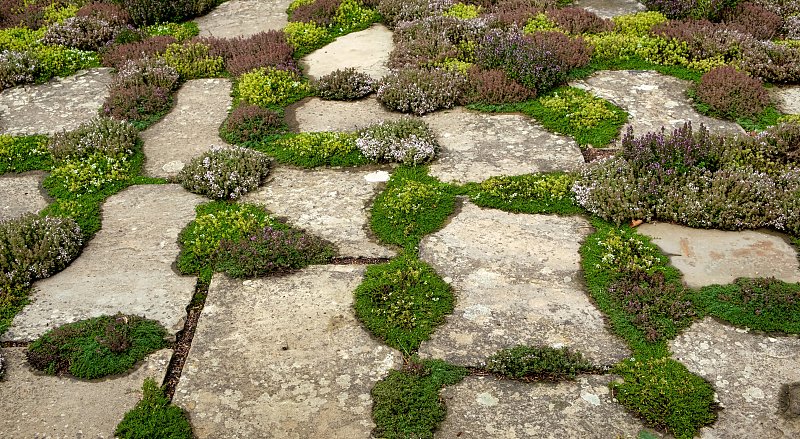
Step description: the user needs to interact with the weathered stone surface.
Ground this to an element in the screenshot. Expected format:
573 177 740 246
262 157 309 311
771 86 800 115
0 171 49 222
242 167 395 258
290 97 402 132
0 68 113 135
194 0 291 38
141 78 232 178
174 267 402 438
301 24 393 81
638 223 800 288
572 70 744 139
437 375 656 438
2 185 204 342
0 348 171 438
572 0 645 18
424 108 585 184
417 202 630 366
671 318 800 438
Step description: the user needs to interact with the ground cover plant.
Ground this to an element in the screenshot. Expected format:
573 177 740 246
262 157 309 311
115 378 194 439
313 67 374 100
484 345 599 381
26 313 167 379
356 118 439 165
236 67 311 108
466 172 583 214
219 104 285 145
285 0 380 56
0 134 51 173
257 131 369 167
177 146 272 200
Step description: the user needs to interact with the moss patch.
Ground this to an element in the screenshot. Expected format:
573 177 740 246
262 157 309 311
484 345 600 381
115 378 194 439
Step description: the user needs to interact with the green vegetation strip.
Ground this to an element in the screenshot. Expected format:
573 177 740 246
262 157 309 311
465 172 584 215
116 378 194 439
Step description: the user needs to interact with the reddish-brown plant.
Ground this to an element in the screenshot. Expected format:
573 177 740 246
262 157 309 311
696 65 770 119
100 35 177 68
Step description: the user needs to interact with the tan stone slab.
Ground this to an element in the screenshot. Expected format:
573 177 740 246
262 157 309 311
194 0 291 38
289 97 402 132
0 68 113 135
242 167 395 258
301 24 394 81
671 318 800 438
173 267 402 438
0 347 171 439
423 107 585 184
771 85 800 115
2 185 204 341
417 202 630 366
0 171 50 221
638 222 800 288
141 78 232 178
572 0 645 18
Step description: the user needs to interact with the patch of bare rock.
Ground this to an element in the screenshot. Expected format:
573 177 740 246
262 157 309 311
289 97 402 132
771 85 800 115
173 266 402 438
572 0 646 18
0 171 49 222
193 0 292 38
301 24 394 81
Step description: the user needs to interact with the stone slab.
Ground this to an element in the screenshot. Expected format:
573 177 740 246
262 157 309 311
423 108 585 184
671 318 800 438
0 171 50 222
289 97 402 132
0 68 113 135
417 202 630 366
437 375 657 438
771 86 800 115
0 347 171 439
571 70 744 140
242 167 395 258
173 267 402 438
2 184 204 341
638 223 800 289
141 78 232 178
572 0 645 18
194 0 292 38
301 24 394 81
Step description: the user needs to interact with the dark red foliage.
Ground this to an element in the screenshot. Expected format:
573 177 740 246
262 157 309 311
462 66 536 104
289 0 342 26
222 104 284 144
76 2 132 26
195 31 297 76
490 0 552 27
102 82 171 122
723 2 784 40
100 35 177 69
545 7 613 34
696 65 769 119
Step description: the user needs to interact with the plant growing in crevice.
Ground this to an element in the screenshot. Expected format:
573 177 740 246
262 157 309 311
484 345 599 380
115 378 193 439
314 67 374 100
260 131 368 168
237 67 311 108
0 134 51 174
220 104 284 145
467 172 583 214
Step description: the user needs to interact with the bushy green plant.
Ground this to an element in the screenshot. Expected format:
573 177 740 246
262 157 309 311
220 104 284 145
484 345 597 380
283 21 329 53
443 2 481 19
535 87 628 146
45 151 139 197
287 0 317 14
356 118 439 164
0 134 51 174
354 254 454 353
177 146 271 200
612 11 668 35
262 132 369 167
115 378 194 439
523 13 561 34
594 228 667 275
468 173 583 214
144 22 199 42
49 117 139 162
331 0 376 29
314 67 374 100
237 67 311 108
162 42 224 79
26 314 167 379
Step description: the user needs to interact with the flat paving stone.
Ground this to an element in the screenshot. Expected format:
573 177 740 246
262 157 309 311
638 223 800 289
417 202 630 366
0 347 171 439
174 267 402 438
0 68 113 135
301 24 393 81
671 318 800 438
771 85 800 115
437 375 657 438
242 167 395 259
194 0 291 38
0 171 49 221
2 185 204 342
423 108 585 184
289 97 402 132
572 0 645 18
141 78 232 178
571 70 744 139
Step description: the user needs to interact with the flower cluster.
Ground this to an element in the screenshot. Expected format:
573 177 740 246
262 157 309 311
177 146 272 200
376 67 466 115
357 118 438 164
314 67 374 100
49 117 139 161
41 16 118 52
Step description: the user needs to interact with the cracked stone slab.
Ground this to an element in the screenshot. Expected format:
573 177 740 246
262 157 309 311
437 375 658 438
173 267 402 438
771 85 800 115
194 0 292 38
2 185 204 342
141 78 232 178
289 97 402 132
638 223 800 289
423 108 585 184
571 70 744 139
671 318 800 438
0 347 171 438
0 68 113 135
242 167 395 258
572 0 645 18
417 202 630 366
0 171 49 222
301 24 394 81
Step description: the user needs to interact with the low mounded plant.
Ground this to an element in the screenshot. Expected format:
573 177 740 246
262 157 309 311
0 49 37 90
376 67 467 115
111 56 180 91
115 378 194 439
356 118 439 164
484 345 598 380
177 146 271 200
144 22 199 42
545 7 613 35
0 134 51 174
162 42 224 80
263 131 368 167
469 173 582 214
462 66 536 105
220 104 284 144
102 56 178 125
48 117 139 161
199 31 297 77
314 67 374 100
283 21 329 53
76 2 132 27
237 67 311 108
41 16 118 52
694 65 770 119
100 35 177 69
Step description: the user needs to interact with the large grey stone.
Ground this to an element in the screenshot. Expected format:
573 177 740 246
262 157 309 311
141 78 232 178
671 318 800 438
173 267 402 438
289 97 402 132
437 375 657 438
771 85 800 115
2 185 204 341
0 347 171 439
301 24 394 81
0 68 113 135
194 0 291 38
572 0 645 18
423 108 585 184
242 167 395 258
571 70 744 139
638 223 800 288
0 171 49 222
417 202 630 366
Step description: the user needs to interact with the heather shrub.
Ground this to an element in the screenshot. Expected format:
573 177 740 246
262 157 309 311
738 39 800 82
723 2 783 40
177 146 271 200
694 65 770 119
376 67 467 115
0 134 51 174
220 104 284 144
314 67 374 100
545 7 613 34
162 42 224 79
0 50 37 89
378 0 453 28
484 346 597 380
462 66 536 104
389 29 458 69
117 0 220 26
490 0 553 27
237 67 311 108
642 0 734 20
612 11 668 35
357 118 439 164
76 3 132 26
102 82 171 122
100 35 176 68
144 22 199 42
266 132 367 167
283 21 329 53
41 16 118 51
786 15 800 40
49 117 138 161
651 19 746 61
110 56 180 91
199 31 297 77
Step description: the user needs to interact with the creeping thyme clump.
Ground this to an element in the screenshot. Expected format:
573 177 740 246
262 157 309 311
314 67 374 100
237 67 311 108
266 131 367 167
177 146 271 200
376 67 467 115
484 346 597 380
357 118 439 164
48 117 139 161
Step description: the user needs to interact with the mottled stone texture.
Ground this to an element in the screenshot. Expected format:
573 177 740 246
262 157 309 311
573 0 645 18
0 171 49 221
194 0 292 38
301 24 393 81
290 97 402 132
771 85 800 115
